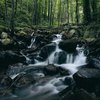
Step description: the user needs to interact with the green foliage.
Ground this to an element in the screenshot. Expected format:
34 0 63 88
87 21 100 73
0 0 100 29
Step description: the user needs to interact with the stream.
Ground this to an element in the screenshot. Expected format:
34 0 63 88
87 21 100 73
0 34 87 100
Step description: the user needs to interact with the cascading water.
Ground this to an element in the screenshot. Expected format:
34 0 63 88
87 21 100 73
47 34 62 64
4 34 87 100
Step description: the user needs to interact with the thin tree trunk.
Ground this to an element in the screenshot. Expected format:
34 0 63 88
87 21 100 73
48 0 50 23
91 0 97 21
10 0 15 35
76 0 79 24
67 0 69 24
5 0 8 26
50 0 53 26
58 0 61 26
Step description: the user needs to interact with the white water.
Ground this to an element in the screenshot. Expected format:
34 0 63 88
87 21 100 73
34 34 86 74
26 34 87 99
46 34 62 64
5 34 87 100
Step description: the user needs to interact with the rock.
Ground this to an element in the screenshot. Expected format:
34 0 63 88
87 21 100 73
0 75 13 95
1 38 12 45
58 67 70 76
48 34 62 41
1 32 8 39
68 28 81 38
39 43 56 60
0 51 26 71
88 39 100 56
55 51 67 64
16 30 27 37
43 64 59 76
60 89 95 100
13 73 35 88
73 68 100 92
64 77 73 85
59 39 80 53
87 57 100 69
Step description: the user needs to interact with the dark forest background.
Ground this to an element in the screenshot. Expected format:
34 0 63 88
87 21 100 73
0 0 100 39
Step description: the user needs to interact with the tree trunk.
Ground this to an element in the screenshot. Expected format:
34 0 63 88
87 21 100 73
10 0 15 35
50 0 53 26
83 0 91 24
91 0 97 21
5 0 8 26
58 0 61 26
67 0 69 24
76 0 79 24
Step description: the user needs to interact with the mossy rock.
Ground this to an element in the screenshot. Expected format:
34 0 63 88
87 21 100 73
16 30 28 37
1 38 12 45
67 29 81 38
1 32 8 39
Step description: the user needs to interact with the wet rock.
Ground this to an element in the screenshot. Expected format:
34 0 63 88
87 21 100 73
0 51 26 70
39 43 56 60
88 39 100 56
43 64 59 76
58 67 70 76
13 73 36 88
73 68 100 92
55 51 67 64
60 89 95 100
59 39 79 53
0 75 13 95
87 57 100 69
64 77 73 85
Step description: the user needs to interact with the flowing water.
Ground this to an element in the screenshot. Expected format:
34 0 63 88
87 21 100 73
1 34 87 100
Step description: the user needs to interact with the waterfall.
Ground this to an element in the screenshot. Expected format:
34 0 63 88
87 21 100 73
66 54 73 63
47 34 62 64
60 44 86 74
34 34 86 70
74 45 86 65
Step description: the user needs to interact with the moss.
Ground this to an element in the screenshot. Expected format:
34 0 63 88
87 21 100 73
1 38 12 45
16 30 28 37
1 32 8 39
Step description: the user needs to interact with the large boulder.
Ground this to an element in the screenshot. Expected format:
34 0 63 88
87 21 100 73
39 43 56 60
73 68 100 92
59 39 84 53
0 75 13 95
